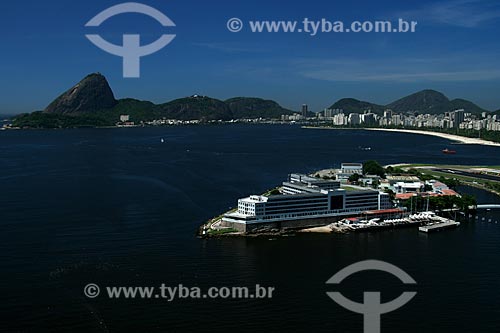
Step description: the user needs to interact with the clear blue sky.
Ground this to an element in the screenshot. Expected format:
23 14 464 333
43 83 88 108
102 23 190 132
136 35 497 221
1 0 500 113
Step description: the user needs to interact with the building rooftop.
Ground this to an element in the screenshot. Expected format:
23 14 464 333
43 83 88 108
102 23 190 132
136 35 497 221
387 175 421 182
395 181 423 187
241 195 269 203
290 173 339 184
341 185 365 192
396 193 417 200
364 208 405 215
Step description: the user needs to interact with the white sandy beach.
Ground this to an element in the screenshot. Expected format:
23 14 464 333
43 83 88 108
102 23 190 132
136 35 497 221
298 226 333 233
365 128 500 147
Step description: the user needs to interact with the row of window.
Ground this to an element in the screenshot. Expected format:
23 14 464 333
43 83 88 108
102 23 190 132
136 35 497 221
260 207 377 220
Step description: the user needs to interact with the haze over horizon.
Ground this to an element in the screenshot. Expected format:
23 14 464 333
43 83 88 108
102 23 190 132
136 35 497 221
2 0 500 113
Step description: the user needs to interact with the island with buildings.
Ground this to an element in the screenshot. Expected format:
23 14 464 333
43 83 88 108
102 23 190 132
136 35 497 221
198 161 494 237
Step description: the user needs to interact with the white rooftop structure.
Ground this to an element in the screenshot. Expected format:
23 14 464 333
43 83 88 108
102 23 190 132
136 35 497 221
393 181 424 194
341 163 363 174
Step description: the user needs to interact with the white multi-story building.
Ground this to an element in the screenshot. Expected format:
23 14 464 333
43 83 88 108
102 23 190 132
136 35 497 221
224 183 393 229
333 113 347 126
393 181 424 194
341 163 363 175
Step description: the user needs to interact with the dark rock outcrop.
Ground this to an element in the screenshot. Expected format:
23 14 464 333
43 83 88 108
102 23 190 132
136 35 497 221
44 73 117 114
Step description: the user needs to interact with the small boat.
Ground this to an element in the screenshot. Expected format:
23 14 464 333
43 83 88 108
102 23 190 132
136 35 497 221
161 138 165 143
442 148 456 154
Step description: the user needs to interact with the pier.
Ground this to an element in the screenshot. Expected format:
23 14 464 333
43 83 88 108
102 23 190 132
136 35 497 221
418 216 461 233
476 204 500 210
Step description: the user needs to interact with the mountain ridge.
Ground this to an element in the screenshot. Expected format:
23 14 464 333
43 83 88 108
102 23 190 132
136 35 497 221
329 89 488 115
13 73 497 128
40 73 293 122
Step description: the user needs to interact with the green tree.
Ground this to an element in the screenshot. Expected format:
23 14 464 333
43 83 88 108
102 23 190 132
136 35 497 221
438 176 460 188
363 160 386 178
348 173 361 183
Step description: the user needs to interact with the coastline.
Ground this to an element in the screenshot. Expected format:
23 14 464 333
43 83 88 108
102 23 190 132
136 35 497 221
365 128 500 147
302 126 500 147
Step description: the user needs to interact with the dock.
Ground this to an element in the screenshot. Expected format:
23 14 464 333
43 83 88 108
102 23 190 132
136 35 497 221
419 220 460 233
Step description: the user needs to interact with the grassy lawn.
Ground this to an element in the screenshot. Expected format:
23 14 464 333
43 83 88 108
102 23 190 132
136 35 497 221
396 164 500 185
416 169 500 196
262 187 281 196
390 164 500 196
420 170 487 182
207 228 239 235
401 163 500 170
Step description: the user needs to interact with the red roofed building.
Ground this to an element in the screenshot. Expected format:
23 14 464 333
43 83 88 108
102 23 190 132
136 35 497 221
396 193 417 200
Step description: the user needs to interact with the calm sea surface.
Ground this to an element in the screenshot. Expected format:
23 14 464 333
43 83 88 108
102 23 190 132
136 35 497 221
1 125 500 332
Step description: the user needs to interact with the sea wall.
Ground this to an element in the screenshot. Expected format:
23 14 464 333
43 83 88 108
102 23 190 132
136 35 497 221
221 215 346 233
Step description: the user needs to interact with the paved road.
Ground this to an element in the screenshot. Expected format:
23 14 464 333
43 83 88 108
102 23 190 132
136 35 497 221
434 168 500 182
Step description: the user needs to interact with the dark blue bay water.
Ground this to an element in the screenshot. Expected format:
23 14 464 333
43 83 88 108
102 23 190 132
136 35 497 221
1 125 500 332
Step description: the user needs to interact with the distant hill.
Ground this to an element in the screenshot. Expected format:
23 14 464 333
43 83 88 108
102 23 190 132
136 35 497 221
226 97 293 119
387 90 449 113
14 74 291 127
387 90 487 114
329 98 385 114
154 96 233 121
108 96 291 121
44 73 117 114
105 98 158 121
448 98 487 114
329 89 488 115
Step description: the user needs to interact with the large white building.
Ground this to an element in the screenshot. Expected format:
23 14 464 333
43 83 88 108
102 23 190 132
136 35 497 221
380 176 424 194
120 115 130 122
341 163 363 174
332 113 348 126
336 163 364 183
393 182 424 194
222 173 393 231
